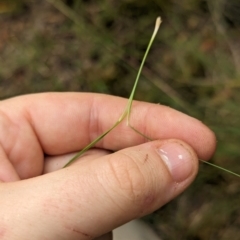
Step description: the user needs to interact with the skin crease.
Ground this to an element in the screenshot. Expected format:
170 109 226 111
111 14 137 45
0 93 216 240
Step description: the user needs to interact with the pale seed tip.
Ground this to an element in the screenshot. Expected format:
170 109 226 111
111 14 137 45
153 16 161 35
156 16 162 28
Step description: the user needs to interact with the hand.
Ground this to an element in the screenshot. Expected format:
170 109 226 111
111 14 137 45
0 93 216 239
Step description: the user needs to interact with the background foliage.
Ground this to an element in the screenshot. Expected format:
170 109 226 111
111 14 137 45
0 0 240 239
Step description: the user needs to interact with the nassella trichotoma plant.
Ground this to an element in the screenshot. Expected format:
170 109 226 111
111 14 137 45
63 17 240 178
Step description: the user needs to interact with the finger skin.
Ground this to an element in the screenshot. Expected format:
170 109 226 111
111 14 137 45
0 139 198 240
0 93 216 180
43 149 111 173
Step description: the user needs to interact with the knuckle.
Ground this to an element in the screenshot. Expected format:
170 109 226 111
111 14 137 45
106 151 148 204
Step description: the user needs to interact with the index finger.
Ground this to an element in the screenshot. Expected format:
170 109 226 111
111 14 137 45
0 92 216 162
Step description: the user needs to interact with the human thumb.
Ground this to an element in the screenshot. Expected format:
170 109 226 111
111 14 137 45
0 139 199 240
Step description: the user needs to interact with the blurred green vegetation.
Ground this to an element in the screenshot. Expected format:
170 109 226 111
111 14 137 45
0 0 240 239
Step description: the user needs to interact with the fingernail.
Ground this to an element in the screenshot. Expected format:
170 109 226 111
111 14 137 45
158 142 194 182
